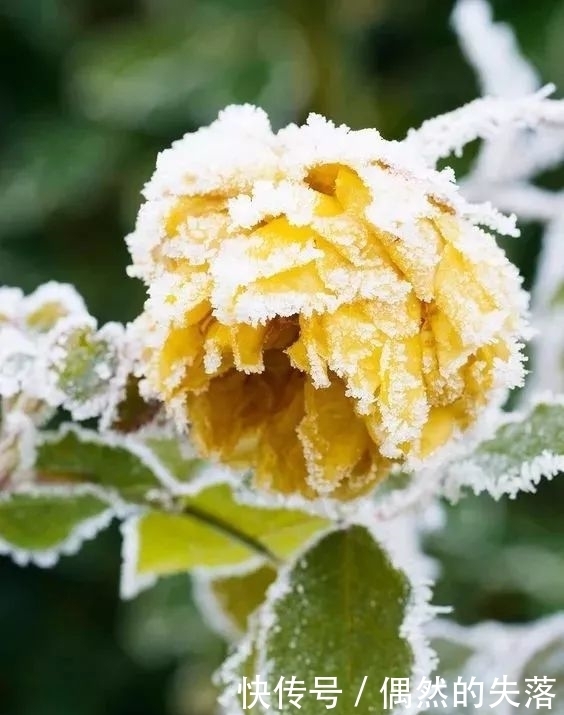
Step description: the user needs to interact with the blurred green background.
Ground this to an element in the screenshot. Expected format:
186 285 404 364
2 0 564 713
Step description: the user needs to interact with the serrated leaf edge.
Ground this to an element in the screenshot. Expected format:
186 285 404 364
217 520 439 715
120 512 159 599
119 505 267 599
38 423 233 496
0 483 124 568
441 393 564 502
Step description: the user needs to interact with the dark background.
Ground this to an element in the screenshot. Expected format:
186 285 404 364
1 1 564 713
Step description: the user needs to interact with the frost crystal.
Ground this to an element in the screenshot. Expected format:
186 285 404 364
445 0 564 397
0 283 138 487
430 614 564 714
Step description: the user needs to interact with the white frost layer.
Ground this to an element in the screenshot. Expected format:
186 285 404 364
217 522 439 715
452 0 564 217
406 88 564 167
452 0 538 99
120 514 158 600
0 484 122 568
429 613 564 712
441 394 564 501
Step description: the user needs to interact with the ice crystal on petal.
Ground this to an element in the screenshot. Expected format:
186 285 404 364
127 102 528 500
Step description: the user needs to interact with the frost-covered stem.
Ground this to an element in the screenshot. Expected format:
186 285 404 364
461 183 564 223
406 90 564 165
451 0 539 98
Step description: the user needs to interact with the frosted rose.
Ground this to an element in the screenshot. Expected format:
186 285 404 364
127 105 526 499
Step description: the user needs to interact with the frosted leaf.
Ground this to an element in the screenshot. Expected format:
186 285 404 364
43 317 128 421
0 484 121 568
441 397 564 501
193 562 277 641
0 288 23 325
217 523 438 715
0 327 38 399
22 282 89 333
120 477 329 599
34 423 211 495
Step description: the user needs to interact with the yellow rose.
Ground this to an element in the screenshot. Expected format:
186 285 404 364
127 105 527 499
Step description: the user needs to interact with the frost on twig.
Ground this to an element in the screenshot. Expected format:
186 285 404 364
429 614 564 715
409 0 564 208
406 89 564 168
527 215 564 395
445 0 564 397
451 0 538 98
453 0 564 213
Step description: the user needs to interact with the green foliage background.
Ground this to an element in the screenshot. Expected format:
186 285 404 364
1 0 564 713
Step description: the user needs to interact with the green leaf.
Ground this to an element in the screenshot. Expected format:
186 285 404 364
219 525 426 715
186 484 330 558
143 437 204 484
195 564 278 639
123 508 255 590
36 427 161 496
443 401 564 501
0 488 115 567
120 482 329 598
36 426 220 501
